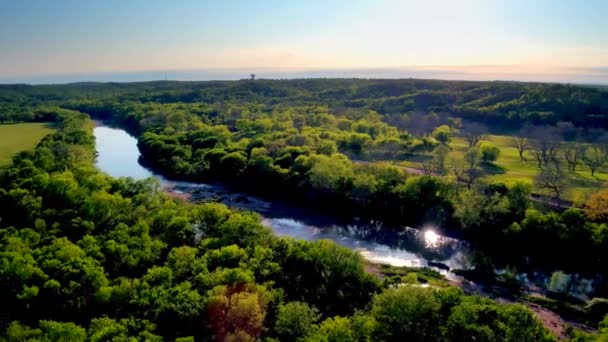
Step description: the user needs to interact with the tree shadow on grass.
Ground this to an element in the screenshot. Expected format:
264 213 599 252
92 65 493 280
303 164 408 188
568 174 603 188
400 154 433 163
481 162 507 175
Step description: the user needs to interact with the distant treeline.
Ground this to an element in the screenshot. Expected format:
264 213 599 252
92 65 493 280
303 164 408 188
1 79 608 129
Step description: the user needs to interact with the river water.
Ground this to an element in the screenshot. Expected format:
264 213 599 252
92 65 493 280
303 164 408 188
94 125 472 277
94 124 602 301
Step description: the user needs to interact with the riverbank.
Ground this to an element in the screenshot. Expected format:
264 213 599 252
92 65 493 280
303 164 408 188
94 124 471 275
369 262 596 340
93 123 597 339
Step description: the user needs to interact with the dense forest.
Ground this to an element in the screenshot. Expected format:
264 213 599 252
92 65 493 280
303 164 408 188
2 79 608 341
2 79 608 129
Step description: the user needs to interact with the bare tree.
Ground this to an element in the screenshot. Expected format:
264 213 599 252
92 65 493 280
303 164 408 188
562 143 585 173
534 163 568 208
583 145 606 177
511 135 531 162
598 132 608 160
421 159 435 176
382 113 409 133
405 112 440 137
464 168 483 190
451 160 483 190
451 161 467 185
530 126 561 168
510 124 533 162
464 146 481 171
450 148 483 190
460 122 488 147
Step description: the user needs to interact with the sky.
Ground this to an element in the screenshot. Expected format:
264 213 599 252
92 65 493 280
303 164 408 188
1 0 607 83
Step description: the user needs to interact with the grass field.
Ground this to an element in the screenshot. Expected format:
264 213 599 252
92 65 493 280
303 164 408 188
0 123 54 166
397 135 608 203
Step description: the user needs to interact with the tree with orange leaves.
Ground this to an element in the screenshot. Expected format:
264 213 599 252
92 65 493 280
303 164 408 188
586 189 608 222
207 284 271 342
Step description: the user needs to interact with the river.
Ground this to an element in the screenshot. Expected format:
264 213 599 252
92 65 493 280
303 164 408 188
92 123 602 338
92 125 600 298
94 125 473 277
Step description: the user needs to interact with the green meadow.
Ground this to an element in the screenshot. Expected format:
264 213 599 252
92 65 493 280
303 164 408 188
398 135 607 203
0 122 54 166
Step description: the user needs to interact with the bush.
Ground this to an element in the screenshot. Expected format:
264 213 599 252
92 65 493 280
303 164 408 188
586 298 608 323
479 142 500 163
275 302 320 341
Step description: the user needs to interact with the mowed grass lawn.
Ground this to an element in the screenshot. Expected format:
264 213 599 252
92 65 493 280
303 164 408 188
398 135 608 202
0 123 54 166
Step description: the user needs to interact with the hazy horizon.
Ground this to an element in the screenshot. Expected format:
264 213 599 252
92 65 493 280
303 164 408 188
2 65 608 85
2 0 607 84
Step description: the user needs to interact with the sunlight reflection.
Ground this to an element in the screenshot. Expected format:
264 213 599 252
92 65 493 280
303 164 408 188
424 229 441 248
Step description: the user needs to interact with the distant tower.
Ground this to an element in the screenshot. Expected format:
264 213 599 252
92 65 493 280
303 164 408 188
250 73 255 81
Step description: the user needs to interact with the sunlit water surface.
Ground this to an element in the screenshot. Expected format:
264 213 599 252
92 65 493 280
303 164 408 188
94 125 470 276
94 125 599 296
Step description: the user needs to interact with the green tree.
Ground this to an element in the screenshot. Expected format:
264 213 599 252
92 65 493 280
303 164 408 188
88 317 163 342
479 142 501 163
3 321 86 342
275 301 320 341
453 189 511 242
304 317 356 342
502 305 554 341
220 152 247 176
445 298 504 342
583 145 606 177
273 239 379 316
165 246 206 281
432 125 452 145
371 286 441 342
433 144 450 171
307 154 354 193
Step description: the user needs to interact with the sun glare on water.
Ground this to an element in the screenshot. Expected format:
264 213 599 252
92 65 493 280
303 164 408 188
424 230 441 248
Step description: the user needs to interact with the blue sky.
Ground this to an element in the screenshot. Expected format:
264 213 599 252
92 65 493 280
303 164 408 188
1 0 607 81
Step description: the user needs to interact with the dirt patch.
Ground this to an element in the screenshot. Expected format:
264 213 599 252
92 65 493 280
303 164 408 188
526 302 570 341
164 187 192 200
364 262 384 279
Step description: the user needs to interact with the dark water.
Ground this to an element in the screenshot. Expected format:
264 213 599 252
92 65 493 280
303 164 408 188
94 125 471 277
94 125 601 297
